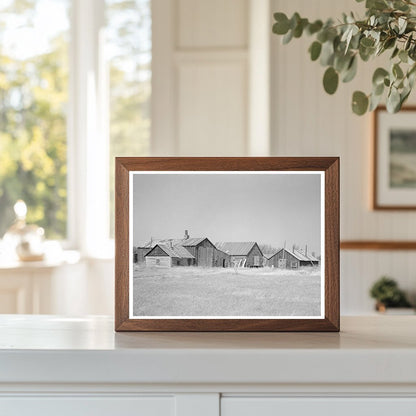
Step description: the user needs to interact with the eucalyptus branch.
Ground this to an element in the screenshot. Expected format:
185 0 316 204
272 0 416 115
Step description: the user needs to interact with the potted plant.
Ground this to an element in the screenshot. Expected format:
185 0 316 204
369 276 414 313
272 0 416 115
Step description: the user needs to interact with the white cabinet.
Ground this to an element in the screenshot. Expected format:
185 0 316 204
1 397 175 416
222 398 416 416
1 316 416 416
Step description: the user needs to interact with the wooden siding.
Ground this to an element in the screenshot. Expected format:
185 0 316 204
145 257 172 267
135 247 151 263
246 244 264 267
214 249 231 267
229 244 264 268
268 249 300 269
145 256 195 267
197 246 214 267
171 257 195 266
183 238 218 267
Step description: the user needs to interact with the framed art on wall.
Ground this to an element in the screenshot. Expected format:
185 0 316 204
115 157 339 332
374 106 416 210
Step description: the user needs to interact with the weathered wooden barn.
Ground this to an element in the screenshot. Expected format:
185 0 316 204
144 244 196 267
180 237 224 267
266 247 320 269
141 231 230 267
215 242 264 267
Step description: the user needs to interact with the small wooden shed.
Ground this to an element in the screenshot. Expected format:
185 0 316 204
215 242 264 267
267 248 319 269
144 244 195 267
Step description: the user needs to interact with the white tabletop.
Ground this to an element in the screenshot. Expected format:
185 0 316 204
0 315 415 386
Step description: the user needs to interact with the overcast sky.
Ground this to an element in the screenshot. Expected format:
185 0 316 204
132 173 322 255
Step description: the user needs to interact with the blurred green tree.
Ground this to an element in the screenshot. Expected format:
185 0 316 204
0 0 69 238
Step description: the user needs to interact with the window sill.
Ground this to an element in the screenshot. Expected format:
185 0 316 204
0 250 81 271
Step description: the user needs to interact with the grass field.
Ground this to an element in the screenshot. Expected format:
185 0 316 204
132 265 322 317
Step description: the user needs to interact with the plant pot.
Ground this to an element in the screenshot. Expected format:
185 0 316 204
375 303 415 315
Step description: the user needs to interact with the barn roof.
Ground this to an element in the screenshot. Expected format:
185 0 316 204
307 253 319 262
143 237 207 248
145 244 195 259
291 249 319 262
215 242 258 256
264 250 280 259
181 237 207 246
291 249 311 261
296 249 319 262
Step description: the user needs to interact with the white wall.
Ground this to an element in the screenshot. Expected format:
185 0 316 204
271 0 416 313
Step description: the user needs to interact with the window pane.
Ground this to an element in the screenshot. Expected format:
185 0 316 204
0 0 70 239
106 0 151 237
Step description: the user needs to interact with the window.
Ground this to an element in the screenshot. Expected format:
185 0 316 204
0 0 70 239
0 0 151 253
291 261 298 269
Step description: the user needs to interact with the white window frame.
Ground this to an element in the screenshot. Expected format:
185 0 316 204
67 0 111 258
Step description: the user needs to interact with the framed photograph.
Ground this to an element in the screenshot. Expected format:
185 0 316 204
374 106 416 209
115 157 339 332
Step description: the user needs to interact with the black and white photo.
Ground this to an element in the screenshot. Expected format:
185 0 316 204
130 172 324 319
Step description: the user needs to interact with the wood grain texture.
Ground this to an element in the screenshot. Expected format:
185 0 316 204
115 157 340 332
341 240 416 250
114 160 130 330
373 106 416 210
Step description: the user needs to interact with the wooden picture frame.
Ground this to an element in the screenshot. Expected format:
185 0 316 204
373 106 416 210
115 157 339 332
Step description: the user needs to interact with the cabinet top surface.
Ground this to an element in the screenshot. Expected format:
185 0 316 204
1 315 416 385
0 315 415 351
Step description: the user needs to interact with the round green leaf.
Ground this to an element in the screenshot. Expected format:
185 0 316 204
307 20 323 35
399 50 408 63
384 37 396 50
352 91 369 115
359 44 374 62
387 88 401 113
342 56 357 83
273 13 290 35
391 47 399 59
309 41 322 61
372 68 389 86
323 67 339 95
320 41 335 66
282 29 293 45
360 37 375 48
373 82 384 96
334 52 352 73
393 63 404 79
405 34 413 51
369 92 383 112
